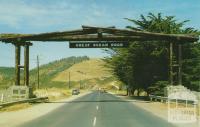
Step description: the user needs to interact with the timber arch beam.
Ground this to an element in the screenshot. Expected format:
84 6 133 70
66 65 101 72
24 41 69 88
0 25 199 87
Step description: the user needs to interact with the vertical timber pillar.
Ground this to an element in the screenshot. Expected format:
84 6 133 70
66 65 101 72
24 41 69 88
15 44 21 85
14 42 32 86
24 44 29 86
178 44 182 85
169 42 173 85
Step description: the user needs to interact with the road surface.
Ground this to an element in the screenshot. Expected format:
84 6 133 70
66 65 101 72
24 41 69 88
19 91 175 127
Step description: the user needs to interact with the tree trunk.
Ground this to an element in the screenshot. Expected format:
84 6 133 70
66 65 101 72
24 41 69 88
137 89 140 96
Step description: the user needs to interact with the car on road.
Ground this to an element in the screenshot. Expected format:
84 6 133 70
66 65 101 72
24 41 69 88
72 89 80 95
100 87 107 93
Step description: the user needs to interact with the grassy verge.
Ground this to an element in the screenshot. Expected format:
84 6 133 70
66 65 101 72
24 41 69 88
119 94 200 117
0 103 32 112
34 88 71 101
108 89 127 95
0 88 88 112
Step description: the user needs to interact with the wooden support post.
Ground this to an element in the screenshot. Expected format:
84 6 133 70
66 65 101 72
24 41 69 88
14 42 32 86
24 44 29 86
15 44 21 85
178 44 182 85
169 42 173 85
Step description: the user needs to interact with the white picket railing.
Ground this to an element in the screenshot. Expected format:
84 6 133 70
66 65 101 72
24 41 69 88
0 93 3 103
149 94 198 105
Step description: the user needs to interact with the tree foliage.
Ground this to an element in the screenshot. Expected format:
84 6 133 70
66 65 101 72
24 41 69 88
104 13 200 95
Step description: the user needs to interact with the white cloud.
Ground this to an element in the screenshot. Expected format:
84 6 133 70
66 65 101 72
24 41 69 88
0 0 132 31
0 0 199 32
0 0 84 29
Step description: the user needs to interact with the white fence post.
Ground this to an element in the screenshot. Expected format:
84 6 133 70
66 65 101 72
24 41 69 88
186 99 188 108
175 99 178 108
1 93 4 103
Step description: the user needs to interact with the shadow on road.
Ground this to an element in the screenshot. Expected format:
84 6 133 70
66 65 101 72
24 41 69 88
32 99 151 104
45 100 150 103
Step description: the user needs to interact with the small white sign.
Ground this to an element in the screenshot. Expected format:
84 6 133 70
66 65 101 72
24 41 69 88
167 90 198 123
168 107 197 123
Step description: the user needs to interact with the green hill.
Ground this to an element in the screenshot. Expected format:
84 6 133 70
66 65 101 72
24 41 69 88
0 56 89 89
0 67 15 89
0 56 121 90
53 59 111 81
29 56 89 89
53 58 116 89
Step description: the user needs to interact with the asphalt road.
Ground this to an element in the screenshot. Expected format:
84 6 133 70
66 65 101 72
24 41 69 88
19 91 175 127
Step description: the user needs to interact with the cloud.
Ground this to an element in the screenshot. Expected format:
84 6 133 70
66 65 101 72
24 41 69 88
0 0 133 31
0 1 42 27
1 0 198 32
0 0 83 29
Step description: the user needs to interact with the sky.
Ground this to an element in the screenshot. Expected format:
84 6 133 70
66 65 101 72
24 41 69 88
0 0 200 68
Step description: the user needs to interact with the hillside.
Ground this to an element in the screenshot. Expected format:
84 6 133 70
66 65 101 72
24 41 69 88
0 67 15 89
0 56 89 89
52 58 119 89
29 56 89 89
0 56 121 90
53 59 111 82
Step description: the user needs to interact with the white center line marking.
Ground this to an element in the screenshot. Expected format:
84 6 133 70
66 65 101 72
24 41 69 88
96 105 99 110
93 117 97 126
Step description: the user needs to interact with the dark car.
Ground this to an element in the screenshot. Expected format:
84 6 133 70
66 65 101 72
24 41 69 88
72 89 80 95
99 87 107 93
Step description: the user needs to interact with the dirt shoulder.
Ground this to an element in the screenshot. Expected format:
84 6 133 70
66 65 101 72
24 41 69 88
0 91 91 127
110 92 200 127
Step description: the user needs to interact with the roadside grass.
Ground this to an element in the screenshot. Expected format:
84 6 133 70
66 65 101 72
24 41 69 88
113 92 200 118
34 87 72 101
0 88 72 112
0 103 32 112
0 87 90 112
108 89 127 95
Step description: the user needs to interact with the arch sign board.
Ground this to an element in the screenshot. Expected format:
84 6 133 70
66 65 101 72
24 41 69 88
69 41 129 48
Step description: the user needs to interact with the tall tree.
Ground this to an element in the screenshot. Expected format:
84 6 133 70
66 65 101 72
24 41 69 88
104 13 200 95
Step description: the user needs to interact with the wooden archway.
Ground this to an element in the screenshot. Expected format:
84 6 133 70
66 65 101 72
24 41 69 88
0 25 199 87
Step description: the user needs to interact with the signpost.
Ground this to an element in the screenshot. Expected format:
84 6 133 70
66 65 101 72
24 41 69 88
69 41 129 48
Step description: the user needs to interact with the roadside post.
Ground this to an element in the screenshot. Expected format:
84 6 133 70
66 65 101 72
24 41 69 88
1 93 3 103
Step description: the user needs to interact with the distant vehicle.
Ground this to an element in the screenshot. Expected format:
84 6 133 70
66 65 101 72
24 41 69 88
72 89 80 95
100 87 107 93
